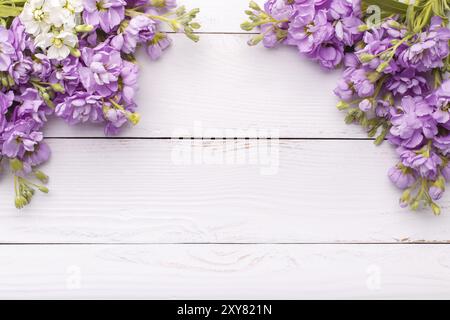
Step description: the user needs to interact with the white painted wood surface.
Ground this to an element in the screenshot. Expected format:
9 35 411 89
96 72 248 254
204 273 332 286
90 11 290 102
0 0 449 299
45 34 359 139
0 139 449 243
1 244 450 299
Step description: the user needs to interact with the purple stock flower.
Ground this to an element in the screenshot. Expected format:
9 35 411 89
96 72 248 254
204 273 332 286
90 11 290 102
32 54 52 79
264 0 296 21
79 45 123 96
310 42 344 69
427 79 450 129
10 18 30 53
334 15 363 46
358 99 372 112
23 140 51 167
375 99 394 118
146 34 172 60
83 0 126 33
287 10 333 54
111 15 157 53
350 68 375 97
429 184 444 201
399 148 442 180
390 96 437 149
9 52 33 84
16 88 52 125
0 26 15 71
104 108 127 135
386 68 428 96
434 135 450 156
56 92 104 125
388 165 416 189
442 163 450 181
120 60 139 104
148 0 177 12
49 56 80 95
0 91 14 132
124 15 157 53
399 17 450 72
1 118 43 159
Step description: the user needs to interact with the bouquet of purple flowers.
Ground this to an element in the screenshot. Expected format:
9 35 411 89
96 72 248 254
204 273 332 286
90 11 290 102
242 0 450 214
0 0 200 208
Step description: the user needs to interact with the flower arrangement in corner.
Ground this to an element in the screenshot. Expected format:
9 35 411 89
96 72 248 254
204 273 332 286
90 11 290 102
242 0 450 214
0 0 200 208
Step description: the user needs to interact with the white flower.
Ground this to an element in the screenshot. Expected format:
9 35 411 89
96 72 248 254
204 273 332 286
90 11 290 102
47 5 76 28
35 30 78 60
19 0 51 36
45 0 83 28
64 0 84 13
19 0 84 60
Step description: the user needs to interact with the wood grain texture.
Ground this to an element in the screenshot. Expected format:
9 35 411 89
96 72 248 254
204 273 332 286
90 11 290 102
43 34 366 139
2 0 447 299
164 0 253 33
0 139 448 244
1 244 450 299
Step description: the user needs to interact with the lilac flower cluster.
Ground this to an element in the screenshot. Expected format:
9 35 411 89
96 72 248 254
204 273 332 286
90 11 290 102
244 0 450 214
0 0 200 208
242 0 363 69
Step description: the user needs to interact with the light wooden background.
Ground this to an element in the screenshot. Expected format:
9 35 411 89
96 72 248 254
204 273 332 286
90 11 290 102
0 0 449 299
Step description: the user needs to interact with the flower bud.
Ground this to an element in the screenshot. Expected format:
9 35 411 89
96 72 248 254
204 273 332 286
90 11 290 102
75 24 94 33
128 112 141 125
358 99 373 112
150 0 166 7
431 203 441 216
51 82 65 93
241 21 254 31
35 171 49 183
22 188 34 201
10 159 23 171
44 97 55 109
401 189 411 203
429 177 445 200
188 8 200 17
186 31 200 42
70 47 81 58
359 53 375 63
388 20 402 29
367 71 380 83
410 200 420 211
41 90 50 101
170 20 181 31
1 75 8 87
376 61 389 73
175 5 186 16
384 93 394 105
249 1 261 11
248 34 264 46
336 101 349 110
358 25 369 32
38 186 49 193
15 196 29 209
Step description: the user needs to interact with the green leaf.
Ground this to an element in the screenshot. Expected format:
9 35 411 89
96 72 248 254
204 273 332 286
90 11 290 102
362 0 411 15
0 5 23 17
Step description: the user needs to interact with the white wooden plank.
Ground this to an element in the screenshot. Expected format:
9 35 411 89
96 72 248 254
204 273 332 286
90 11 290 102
0 244 450 299
44 34 365 138
0 139 448 243
170 0 250 33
